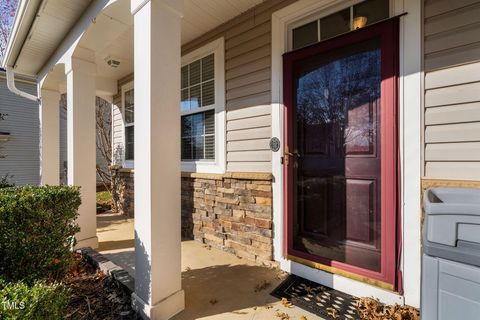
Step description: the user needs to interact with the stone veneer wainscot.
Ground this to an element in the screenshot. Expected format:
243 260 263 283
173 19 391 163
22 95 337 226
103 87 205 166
111 169 274 265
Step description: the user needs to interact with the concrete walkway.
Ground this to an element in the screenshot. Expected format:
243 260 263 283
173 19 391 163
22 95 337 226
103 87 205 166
97 212 323 319
97 212 135 275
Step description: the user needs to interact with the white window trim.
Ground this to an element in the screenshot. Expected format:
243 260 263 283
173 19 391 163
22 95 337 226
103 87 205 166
122 81 134 168
271 0 421 308
180 37 226 174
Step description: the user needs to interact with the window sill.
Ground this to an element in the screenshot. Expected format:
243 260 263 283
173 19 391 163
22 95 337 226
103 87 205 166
123 160 134 169
181 160 225 174
118 160 226 174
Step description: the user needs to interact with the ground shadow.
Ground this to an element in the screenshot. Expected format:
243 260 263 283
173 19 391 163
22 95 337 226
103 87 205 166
97 239 135 252
97 212 132 229
172 264 282 320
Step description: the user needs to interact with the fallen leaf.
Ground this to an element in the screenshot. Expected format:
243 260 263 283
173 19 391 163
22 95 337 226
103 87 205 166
280 298 293 308
94 270 106 280
356 297 420 320
275 311 290 320
326 307 338 319
300 316 308 320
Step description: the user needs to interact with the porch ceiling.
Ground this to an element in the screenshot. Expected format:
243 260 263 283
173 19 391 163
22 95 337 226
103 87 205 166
4 0 266 78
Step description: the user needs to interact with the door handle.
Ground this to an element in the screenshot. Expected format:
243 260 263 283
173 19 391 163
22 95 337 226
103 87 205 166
284 146 300 166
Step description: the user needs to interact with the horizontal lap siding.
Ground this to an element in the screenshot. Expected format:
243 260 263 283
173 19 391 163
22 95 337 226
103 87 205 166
111 1 296 172
424 0 480 180
0 76 40 185
182 0 296 173
224 6 272 172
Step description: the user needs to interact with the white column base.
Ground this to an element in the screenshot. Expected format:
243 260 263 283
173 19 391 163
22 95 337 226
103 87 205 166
132 289 185 320
75 235 99 249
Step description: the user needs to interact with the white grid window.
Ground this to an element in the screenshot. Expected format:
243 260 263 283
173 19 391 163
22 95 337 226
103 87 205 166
124 88 134 161
181 53 216 161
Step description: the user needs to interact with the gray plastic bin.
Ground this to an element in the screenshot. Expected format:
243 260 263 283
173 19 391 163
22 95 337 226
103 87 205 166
422 188 480 320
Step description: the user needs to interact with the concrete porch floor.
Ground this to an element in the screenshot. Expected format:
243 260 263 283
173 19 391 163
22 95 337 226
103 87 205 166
97 212 323 319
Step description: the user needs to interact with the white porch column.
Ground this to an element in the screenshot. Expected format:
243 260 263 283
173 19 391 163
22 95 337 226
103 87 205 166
65 57 98 249
131 0 184 319
39 89 60 185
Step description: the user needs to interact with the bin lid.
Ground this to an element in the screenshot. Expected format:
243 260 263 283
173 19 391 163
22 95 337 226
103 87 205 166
424 188 480 216
423 188 480 266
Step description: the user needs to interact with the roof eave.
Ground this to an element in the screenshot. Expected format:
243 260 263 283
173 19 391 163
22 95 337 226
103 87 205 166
1 0 42 73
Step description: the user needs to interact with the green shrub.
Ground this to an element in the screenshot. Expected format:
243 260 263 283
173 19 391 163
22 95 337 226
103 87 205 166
0 186 81 283
0 174 14 189
0 279 70 320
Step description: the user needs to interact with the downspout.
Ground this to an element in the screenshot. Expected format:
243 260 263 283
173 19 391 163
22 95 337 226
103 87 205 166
5 66 39 103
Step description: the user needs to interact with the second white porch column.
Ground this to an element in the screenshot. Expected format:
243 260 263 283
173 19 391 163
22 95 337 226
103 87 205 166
131 0 184 319
65 57 98 249
39 89 60 185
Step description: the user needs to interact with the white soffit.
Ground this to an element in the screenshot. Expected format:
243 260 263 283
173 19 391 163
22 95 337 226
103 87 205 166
12 0 265 77
13 0 93 76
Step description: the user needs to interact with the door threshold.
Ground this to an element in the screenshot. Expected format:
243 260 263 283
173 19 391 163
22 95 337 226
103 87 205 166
287 254 395 292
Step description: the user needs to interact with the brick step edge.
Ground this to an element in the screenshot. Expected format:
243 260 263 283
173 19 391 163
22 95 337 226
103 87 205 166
77 247 135 293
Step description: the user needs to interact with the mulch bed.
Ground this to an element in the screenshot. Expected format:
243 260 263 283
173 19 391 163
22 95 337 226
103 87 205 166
64 254 139 320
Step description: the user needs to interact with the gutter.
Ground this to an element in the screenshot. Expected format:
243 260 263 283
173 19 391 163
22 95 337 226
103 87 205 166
5 66 39 102
2 0 42 102
2 0 43 71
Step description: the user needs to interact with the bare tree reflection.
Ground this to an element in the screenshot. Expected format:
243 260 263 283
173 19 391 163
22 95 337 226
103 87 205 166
295 43 381 156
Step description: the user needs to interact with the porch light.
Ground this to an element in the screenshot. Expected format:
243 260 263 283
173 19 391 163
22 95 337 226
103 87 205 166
352 16 368 30
105 56 120 68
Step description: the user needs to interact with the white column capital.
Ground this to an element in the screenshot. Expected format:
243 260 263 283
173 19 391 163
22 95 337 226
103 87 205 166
131 0 184 17
65 56 96 77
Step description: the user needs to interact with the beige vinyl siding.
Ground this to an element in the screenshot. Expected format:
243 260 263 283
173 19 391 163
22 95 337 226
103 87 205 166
424 0 480 180
182 0 296 172
110 1 296 172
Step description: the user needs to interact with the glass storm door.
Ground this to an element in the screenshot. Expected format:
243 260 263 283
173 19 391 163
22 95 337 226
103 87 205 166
283 19 398 289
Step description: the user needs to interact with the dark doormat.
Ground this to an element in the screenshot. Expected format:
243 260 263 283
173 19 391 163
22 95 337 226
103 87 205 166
271 275 361 319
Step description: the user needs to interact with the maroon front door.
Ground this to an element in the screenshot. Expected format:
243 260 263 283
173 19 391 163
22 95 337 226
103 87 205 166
284 19 398 288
